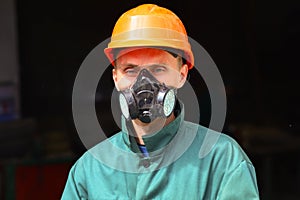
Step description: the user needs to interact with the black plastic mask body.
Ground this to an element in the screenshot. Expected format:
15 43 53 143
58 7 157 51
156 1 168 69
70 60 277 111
119 69 177 123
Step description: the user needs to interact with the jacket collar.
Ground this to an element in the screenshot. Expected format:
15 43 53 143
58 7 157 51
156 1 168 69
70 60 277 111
121 101 184 153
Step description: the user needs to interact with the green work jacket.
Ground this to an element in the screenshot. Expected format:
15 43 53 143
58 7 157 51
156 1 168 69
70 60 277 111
62 106 259 199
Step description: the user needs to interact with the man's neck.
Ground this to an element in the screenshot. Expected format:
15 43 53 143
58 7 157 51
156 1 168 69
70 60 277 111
133 113 176 145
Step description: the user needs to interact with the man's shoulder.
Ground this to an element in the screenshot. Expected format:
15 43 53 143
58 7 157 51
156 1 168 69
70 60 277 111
186 122 239 146
183 121 250 161
74 131 124 164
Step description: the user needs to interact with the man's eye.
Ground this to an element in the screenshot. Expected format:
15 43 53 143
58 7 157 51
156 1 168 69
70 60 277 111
125 68 138 75
152 66 166 73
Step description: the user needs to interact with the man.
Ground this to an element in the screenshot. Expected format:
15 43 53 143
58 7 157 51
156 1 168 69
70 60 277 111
62 4 259 199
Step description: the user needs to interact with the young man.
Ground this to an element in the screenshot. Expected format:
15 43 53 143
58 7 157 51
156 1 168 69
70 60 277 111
62 4 259 199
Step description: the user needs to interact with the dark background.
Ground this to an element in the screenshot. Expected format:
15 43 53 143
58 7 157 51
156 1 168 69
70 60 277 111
1 0 300 199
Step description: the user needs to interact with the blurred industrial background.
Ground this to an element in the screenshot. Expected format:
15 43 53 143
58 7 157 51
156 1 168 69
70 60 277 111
0 0 299 199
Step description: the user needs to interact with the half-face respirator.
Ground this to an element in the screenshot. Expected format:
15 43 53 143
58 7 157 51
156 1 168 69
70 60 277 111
119 69 177 123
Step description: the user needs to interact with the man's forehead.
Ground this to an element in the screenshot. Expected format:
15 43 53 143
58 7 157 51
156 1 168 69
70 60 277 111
116 47 176 65
116 47 168 58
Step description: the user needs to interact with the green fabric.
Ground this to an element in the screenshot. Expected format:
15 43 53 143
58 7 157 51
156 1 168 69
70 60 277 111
62 106 259 199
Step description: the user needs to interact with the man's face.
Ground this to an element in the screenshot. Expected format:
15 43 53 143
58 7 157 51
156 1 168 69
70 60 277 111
112 48 188 91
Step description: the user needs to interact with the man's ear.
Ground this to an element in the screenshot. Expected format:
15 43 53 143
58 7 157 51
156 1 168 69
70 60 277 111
178 64 188 88
112 68 117 82
112 68 120 91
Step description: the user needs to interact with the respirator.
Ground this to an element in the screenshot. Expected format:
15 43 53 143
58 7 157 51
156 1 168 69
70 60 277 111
119 69 177 123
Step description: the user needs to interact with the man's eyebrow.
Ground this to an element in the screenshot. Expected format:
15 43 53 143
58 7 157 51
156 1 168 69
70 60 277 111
150 63 168 66
117 63 138 69
126 64 139 68
117 63 169 69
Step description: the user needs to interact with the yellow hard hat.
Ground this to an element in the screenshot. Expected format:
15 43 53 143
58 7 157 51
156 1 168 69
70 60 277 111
104 4 194 69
